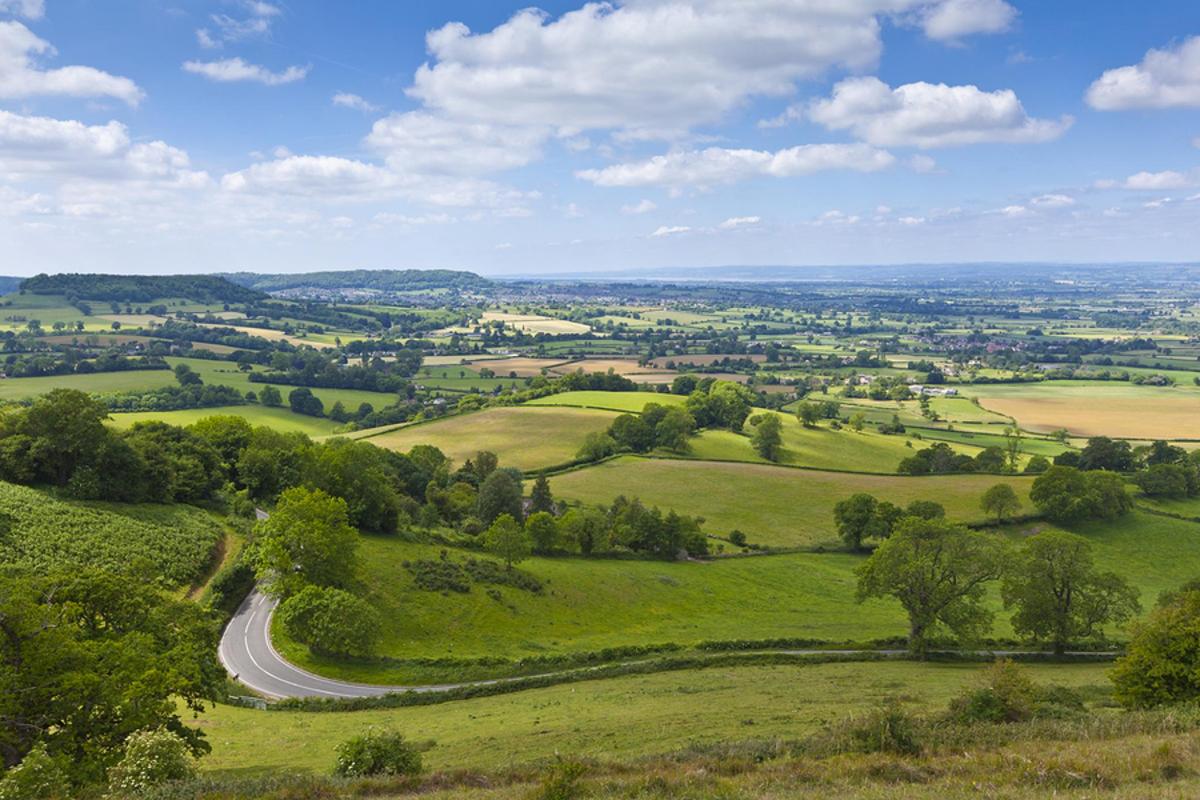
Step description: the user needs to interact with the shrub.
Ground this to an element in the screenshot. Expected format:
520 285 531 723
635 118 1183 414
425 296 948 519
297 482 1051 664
277 585 382 658
0 744 70 800
1113 589 1200 708
332 730 422 778
949 661 1085 723
531 759 588 800
106 728 196 797
846 701 922 755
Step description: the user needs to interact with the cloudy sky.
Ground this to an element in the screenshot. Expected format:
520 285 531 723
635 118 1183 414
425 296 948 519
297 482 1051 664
1 0 1198 275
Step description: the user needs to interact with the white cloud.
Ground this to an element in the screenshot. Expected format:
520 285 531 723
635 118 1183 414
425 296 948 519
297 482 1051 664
0 21 144 105
898 215 926 225
332 92 380 112
373 212 453 227
909 154 938 173
197 0 281 48
1030 193 1075 208
651 225 690 237
809 77 1071 148
0 0 43 19
577 143 894 188
364 111 546 175
999 205 1028 217
564 202 583 218
183 57 308 86
813 209 860 226
220 155 397 197
621 198 657 215
1122 170 1193 190
719 215 760 229
921 0 1017 41
1144 197 1172 209
0 110 206 187
1087 36 1200 110
409 1 975 138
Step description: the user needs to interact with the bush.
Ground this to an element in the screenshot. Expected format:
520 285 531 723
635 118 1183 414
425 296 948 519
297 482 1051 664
845 701 922 755
1113 589 1200 708
106 728 196 797
949 661 1085 723
277 585 382 658
332 730 422 778
0 744 70 800
531 758 588 800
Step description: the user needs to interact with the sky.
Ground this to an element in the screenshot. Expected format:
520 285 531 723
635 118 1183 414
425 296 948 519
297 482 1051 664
0 0 1198 276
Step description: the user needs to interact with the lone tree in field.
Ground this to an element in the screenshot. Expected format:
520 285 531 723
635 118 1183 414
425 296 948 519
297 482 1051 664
856 517 1005 656
980 483 1021 523
1001 530 1139 655
749 413 784 461
796 401 822 428
485 513 532 568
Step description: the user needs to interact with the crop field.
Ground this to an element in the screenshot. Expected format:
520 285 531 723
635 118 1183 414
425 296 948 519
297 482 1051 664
549 358 675 379
480 311 592 335
196 660 1111 775
526 390 686 412
358 406 622 470
966 381 1200 439
550 458 1034 547
108 405 342 435
0 481 224 586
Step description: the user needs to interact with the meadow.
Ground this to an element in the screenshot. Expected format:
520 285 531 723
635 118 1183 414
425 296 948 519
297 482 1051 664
196 660 1112 775
0 480 225 587
526 390 686 412
549 457 1034 547
966 381 1200 439
108 405 342 436
357 406 621 471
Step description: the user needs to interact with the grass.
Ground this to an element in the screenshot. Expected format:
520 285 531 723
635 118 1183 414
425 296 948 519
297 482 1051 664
549 457 1035 547
965 381 1200 440
526 391 686 413
195 660 1112 776
356 406 622 471
0 368 179 400
0 480 225 586
108 405 341 435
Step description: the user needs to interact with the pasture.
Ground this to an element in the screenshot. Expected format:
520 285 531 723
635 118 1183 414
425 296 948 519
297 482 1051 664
526 390 685 412
108 405 341 435
358 406 622 471
967 381 1200 439
550 457 1034 547
197 660 1111 775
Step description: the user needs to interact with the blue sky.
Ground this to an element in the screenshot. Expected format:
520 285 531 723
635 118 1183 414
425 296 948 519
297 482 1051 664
1 0 1198 276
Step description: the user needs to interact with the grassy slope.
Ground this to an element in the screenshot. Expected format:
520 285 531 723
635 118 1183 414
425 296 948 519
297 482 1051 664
549 457 1035 547
108 405 341 435
0 480 225 586
197 660 1111 775
357 406 622 471
526 391 686 412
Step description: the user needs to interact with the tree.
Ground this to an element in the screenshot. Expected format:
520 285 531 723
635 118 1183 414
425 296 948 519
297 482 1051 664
609 414 655 452
288 387 325 417
980 483 1021 523
276 585 381 657
188 415 253 472
850 412 866 432
576 431 616 462
1029 465 1131 523
973 446 1007 473
856 517 1005 656
484 513 532 567
1023 454 1051 474
671 374 698 395
796 401 822 427
1111 588 1200 708
253 487 358 597
1078 436 1134 472
259 385 282 407
654 407 695 452
1003 425 1023 472
1135 463 1191 498
1001 531 1139 655
106 728 196 796
476 469 523 525
525 511 559 554
749 413 784 461
530 473 554 514
833 493 884 550
18 389 111 486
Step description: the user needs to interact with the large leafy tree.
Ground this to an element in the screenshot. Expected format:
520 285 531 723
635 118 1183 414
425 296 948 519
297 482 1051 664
856 517 1005 656
749 413 784 461
484 513 532 568
476 468 524 525
277 585 381 657
1112 589 1200 708
253 487 359 597
1001 530 1139 654
304 438 401 533
0 569 222 787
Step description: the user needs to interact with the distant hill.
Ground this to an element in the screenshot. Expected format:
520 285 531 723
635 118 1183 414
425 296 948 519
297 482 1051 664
220 268 491 293
0 276 22 295
21 273 264 304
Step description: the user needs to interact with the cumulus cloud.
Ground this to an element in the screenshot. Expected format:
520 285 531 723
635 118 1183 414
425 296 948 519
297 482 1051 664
1030 193 1075 207
409 1 989 138
364 111 546 175
621 198 657 214
719 215 761 229
0 21 144 105
220 155 398 197
921 0 1017 41
999 204 1028 217
808 77 1071 148
183 57 308 86
577 143 894 188
0 0 43 19
1121 170 1193 190
1087 36 1200 110
332 92 379 112
651 225 691 237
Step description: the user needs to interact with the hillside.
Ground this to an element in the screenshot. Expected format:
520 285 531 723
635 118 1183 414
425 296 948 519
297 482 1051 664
219 268 491 293
0 481 225 587
19 273 264 304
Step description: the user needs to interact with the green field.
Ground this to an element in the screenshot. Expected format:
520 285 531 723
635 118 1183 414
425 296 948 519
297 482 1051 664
549 457 1034 547
357 406 622 471
108 405 341 435
0 480 225 587
197 660 1112 775
526 390 686 413
0 368 180 400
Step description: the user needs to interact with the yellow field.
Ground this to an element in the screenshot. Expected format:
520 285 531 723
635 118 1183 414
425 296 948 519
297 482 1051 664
480 311 592 334
968 382 1200 439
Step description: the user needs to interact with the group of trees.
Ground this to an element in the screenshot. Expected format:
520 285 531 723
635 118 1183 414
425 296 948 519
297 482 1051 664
580 402 697 461
1029 465 1132 523
857 518 1140 655
898 442 1013 475
833 494 948 550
